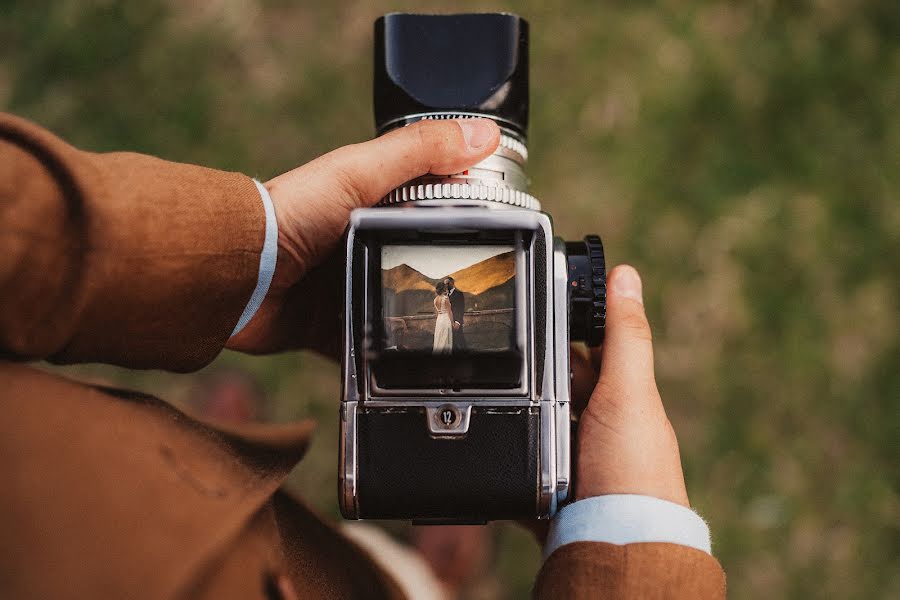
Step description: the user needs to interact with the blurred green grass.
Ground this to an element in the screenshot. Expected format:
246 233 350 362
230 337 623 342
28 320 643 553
2 0 897 598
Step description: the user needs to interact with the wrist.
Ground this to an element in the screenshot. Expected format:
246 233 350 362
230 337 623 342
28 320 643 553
226 179 293 353
266 182 305 292
228 179 279 340
575 472 691 507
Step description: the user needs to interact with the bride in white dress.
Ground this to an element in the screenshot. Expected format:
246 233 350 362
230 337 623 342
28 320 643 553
432 281 454 355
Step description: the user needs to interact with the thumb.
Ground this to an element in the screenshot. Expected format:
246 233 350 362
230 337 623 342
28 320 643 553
269 118 500 210
265 118 500 272
580 264 689 506
597 265 657 396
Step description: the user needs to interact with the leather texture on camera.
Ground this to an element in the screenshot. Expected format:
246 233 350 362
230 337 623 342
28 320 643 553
356 408 539 520
533 228 547 394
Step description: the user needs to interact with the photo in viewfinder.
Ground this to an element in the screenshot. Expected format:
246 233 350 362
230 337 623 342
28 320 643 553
380 245 517 354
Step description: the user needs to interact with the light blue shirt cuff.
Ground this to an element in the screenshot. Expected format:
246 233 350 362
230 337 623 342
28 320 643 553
230 179 278 337
544 494 712 561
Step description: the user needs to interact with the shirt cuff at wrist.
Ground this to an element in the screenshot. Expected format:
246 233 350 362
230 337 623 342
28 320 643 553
543 494 712 561
230 179 277 337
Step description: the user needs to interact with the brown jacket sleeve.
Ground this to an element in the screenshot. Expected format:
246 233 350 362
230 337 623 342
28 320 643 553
535 541 726 599
0 113 265 371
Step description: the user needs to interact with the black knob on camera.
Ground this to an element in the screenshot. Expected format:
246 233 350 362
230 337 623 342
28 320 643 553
566 235 607 347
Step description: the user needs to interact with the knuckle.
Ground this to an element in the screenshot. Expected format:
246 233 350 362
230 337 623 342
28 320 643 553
412 120 439 148
413 119 461 152
332 168 363 204
662 418 682 451
663 417 678 440
591 377 616 402
580 395 617 434
586 378 625 419
406 122 439 173
619 310 653 341
320 147 367 205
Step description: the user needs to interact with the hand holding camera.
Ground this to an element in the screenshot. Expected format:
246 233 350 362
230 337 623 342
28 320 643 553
227 117 501 356
232 13 691 524
573 265 690 507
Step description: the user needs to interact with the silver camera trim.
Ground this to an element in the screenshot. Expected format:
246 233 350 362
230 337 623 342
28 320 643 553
366 228 532 399
339 204 571 520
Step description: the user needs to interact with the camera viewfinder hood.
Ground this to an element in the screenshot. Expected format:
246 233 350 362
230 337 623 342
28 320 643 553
373 13 529 136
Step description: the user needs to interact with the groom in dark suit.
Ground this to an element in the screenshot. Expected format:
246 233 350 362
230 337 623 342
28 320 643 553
444 276 466 352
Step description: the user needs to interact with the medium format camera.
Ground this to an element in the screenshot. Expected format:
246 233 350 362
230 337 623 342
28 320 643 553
339 13 607 523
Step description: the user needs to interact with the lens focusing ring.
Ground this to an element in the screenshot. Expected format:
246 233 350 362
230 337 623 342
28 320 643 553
380 181 541 210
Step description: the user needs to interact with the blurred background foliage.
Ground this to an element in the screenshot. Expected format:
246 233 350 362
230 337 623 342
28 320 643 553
2 0 898 598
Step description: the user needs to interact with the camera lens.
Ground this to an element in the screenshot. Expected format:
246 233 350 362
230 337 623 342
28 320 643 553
566 235 607 346
373 13 539 211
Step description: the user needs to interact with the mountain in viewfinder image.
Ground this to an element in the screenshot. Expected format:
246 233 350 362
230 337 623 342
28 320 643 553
383 250 516 316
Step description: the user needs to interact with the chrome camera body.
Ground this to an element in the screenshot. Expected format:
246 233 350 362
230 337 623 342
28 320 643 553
339 13 606 523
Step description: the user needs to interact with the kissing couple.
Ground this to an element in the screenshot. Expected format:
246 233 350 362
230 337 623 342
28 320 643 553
432 276 465 354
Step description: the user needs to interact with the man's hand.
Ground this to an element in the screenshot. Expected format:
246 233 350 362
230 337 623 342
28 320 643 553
573 265 690 506
453 321 461 331
227 118 500 356
520 265 690 544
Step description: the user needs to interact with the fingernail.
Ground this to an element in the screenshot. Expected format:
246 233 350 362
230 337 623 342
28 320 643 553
612 265 643 305
457 119 494 150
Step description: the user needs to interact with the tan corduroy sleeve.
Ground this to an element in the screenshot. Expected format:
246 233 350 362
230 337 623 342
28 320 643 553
0 113 265 371
534 541 726 599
